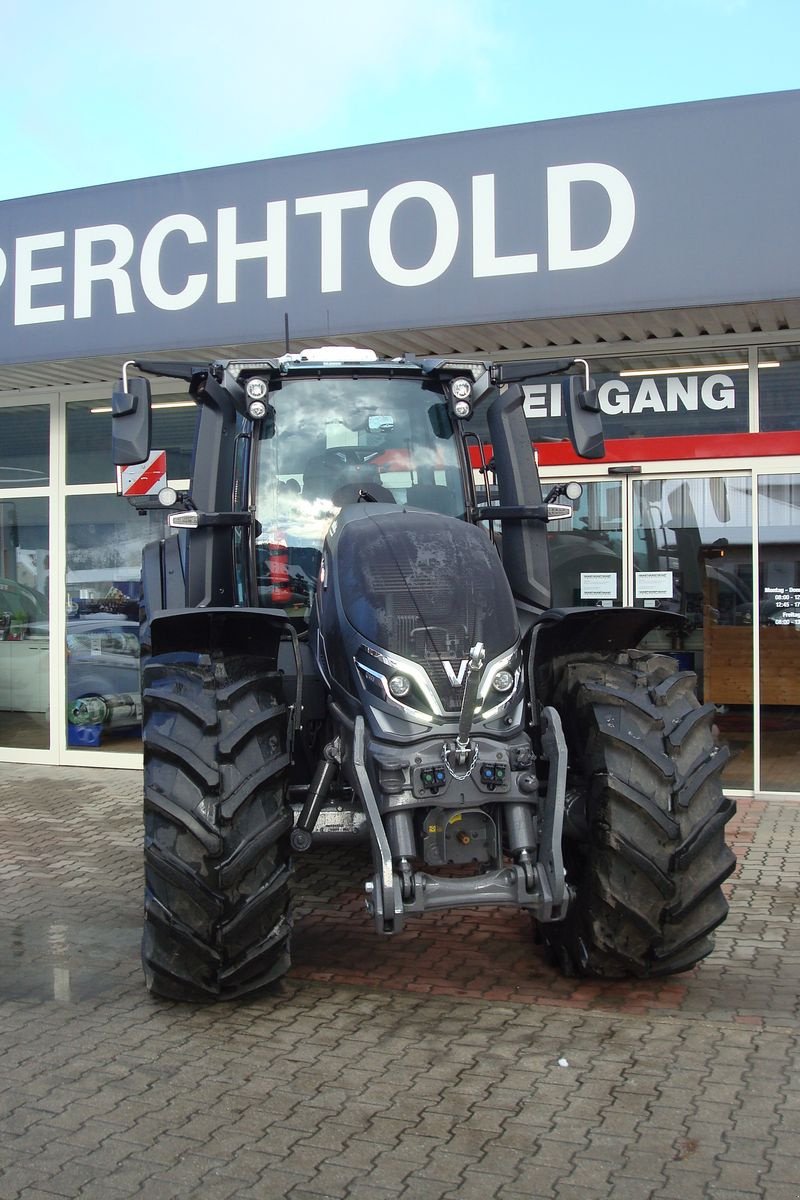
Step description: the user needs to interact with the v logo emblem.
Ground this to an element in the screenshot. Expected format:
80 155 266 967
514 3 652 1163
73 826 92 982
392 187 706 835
443 659 469 687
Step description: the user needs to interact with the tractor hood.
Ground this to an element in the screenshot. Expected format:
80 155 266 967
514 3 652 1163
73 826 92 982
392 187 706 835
314 506 523 736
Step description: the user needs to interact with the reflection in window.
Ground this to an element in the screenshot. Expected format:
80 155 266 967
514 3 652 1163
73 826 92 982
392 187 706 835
66 396 196 485
758 346 800 433
547 481 622 607
65 496 166 752
253 377 464 624
632 475 753 790
0 497 50 749
0 406 49 488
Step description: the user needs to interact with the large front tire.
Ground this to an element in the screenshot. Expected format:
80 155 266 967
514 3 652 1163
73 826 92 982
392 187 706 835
141 651 292 1000
544 649 735 978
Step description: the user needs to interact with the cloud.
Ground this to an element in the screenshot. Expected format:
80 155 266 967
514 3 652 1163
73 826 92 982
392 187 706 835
1 0 508 193
1 0 793 199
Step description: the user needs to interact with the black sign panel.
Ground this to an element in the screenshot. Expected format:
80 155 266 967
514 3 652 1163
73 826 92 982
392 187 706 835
0 90 798 366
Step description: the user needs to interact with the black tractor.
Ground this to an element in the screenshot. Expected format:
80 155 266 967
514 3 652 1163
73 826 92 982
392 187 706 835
111 348 735 1000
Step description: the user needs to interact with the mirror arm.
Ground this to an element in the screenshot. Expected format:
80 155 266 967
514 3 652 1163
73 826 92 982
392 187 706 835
573 357 591 391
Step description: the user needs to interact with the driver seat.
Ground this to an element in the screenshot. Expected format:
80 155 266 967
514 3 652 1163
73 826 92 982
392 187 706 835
404 483 453 514
303 450 392 504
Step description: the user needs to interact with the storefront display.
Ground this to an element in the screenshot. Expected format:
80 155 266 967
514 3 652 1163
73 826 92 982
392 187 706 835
0 91 798 796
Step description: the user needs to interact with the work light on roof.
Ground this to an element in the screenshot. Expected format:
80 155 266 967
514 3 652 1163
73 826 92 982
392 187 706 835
450 377 474 419
245 377 268 401
229 360 276 375
244 377 269 418
438 360 485 380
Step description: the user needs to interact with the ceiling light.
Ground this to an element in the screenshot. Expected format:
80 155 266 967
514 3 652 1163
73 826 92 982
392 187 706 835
619 361 779 377
90 400 195 414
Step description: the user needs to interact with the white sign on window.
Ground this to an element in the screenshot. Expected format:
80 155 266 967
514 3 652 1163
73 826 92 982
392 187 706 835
580 572 618 600
764 585 800 626
635 570 674 600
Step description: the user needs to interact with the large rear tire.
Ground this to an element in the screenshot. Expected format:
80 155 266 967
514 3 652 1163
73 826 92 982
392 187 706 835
141 650 293 1000
544 649 735 978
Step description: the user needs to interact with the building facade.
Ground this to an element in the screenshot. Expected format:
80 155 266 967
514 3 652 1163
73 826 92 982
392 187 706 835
1 90 799 798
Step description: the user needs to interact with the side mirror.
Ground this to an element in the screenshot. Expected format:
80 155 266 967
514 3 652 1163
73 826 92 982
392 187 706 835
111 375 152 465
566 372 604 460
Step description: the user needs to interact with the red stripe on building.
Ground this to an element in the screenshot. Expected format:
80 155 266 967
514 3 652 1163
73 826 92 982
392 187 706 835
469 431 800 470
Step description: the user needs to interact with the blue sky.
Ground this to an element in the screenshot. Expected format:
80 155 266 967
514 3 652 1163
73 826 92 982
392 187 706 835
1 0 798 201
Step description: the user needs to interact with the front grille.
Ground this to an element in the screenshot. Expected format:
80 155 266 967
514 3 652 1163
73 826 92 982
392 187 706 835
388 613 468 711
424 661 465 712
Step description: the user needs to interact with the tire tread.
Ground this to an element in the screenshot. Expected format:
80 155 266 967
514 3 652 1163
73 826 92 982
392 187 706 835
544 650 736 979
141 651 292 1000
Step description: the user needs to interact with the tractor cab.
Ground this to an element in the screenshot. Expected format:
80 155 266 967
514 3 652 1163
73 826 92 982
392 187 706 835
252 369 468 621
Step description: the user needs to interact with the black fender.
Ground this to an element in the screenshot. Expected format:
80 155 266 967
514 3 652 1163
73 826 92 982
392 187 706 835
528 606 687 710
144 606 303 759
140 535 186 641
140 537 310 736
141 535 287 664
146 607 288 667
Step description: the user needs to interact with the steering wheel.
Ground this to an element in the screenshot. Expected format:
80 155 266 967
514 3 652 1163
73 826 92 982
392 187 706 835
331 481 396 505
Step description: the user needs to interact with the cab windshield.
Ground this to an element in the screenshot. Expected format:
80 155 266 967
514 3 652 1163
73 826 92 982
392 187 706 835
253 375 466 621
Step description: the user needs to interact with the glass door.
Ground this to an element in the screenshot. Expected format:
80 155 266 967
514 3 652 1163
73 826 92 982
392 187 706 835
548 479 624 609
755 472 800 793
630 473 754 792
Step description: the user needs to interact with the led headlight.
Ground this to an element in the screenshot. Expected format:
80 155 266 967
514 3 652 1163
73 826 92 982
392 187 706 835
450 377 473 419
491 669 515 694
247 399 268 419
388 674 412 698
245 377 268 401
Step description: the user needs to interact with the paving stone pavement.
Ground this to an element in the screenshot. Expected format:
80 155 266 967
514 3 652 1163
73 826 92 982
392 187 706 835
0 764 798 1200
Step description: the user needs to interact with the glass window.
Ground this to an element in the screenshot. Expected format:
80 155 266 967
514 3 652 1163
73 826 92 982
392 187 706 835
66 396 196 485
632 474 753 790
0 497 50 749
65 495 166 753
757 345 800 432
0 406 49 487
253 376 464 622
547 480 623 607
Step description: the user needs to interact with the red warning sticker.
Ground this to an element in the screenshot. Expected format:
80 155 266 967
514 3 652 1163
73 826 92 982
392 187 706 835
120 451 168 496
